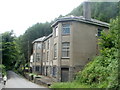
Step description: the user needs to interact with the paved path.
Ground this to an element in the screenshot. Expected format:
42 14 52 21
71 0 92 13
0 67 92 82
0 81 4 90
4 71 46 88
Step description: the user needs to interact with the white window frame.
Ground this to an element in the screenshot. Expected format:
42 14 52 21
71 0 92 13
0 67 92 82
47 51 49 61
47 40 49 49
37 43 42 49
62 24 70 35
36 53 40 61
62 42 70 58
54 26 58 37
54 44 57 58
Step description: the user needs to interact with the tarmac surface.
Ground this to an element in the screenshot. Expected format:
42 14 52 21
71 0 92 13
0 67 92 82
2 71 46 88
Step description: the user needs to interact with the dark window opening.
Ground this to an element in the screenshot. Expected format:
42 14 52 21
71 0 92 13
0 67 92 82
54 44 57 58
98 28 102 36
35 66 39 72
53 67 56 77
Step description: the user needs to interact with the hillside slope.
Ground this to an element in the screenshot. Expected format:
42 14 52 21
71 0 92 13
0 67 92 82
68 2 119 23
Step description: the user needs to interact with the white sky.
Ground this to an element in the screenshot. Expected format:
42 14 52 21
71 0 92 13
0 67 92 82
0 0 85 36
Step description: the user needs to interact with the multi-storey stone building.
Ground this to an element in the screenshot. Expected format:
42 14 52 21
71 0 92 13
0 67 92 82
31 1 109 82
32 36 46 74
31 15 109 82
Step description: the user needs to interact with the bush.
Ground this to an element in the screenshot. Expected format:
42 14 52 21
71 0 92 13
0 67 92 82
0 64 7 76
50 82 90 88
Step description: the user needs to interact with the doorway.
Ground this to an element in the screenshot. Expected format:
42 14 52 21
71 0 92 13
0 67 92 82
61 68 69 82
46 67 48 76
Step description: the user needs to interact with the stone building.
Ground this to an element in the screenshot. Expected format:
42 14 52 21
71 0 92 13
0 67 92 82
31 2 109 82
32 36 46 74
51 16 109 82
31 15 109 82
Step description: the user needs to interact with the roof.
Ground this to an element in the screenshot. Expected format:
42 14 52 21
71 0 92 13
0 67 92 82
43 33 53 41
32 36 46 44
51 16 109 28
32 34 53 44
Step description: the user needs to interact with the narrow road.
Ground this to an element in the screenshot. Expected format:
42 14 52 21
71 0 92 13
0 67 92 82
4 71 46 88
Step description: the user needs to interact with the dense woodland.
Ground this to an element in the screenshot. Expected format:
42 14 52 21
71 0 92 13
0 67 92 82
0 2 120 88
68 2 119 23
18 22 52 62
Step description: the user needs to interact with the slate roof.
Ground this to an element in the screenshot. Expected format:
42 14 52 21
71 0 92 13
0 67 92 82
51 16 109 28
32 34 53 44
43 33 52 41
32 36 46 44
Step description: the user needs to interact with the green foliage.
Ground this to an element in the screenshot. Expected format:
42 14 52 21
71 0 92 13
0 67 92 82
1 31 20 70
68 4 83 17
0 64 6 76
50 17 119 88
68 2 119 23
77 17 118 88
19 22 52 62
76 17 119 88
50 82 90 88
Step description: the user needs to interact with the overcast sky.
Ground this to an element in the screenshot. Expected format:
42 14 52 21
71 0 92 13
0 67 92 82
0 0 86 36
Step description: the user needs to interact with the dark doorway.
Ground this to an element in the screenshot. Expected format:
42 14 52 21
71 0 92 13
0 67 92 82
61 68 69 82
46 67 48 76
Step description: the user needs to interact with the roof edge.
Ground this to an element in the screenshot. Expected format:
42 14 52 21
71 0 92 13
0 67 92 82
51 16 109 28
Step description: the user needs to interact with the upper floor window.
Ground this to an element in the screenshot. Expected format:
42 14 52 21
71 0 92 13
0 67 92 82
54 44 57 58
55 26 58 37
47 51 49 61
43 53 45 61
37 43 41 49
47 40 49 49
43 43 45 49
62 42 70 58
36 53 40 61
98 28 103 36
62 24 70 35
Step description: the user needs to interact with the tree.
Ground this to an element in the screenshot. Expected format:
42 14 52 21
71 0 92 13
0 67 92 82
2 31 19 70
19 22 52 62
68 2 119 23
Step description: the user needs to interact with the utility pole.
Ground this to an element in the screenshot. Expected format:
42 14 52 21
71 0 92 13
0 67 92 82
0 34 2 80
28 41 30 72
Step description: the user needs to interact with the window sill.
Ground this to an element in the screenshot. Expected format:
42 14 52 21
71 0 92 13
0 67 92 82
61 57 70 59
53 57 57 60
54 36 58 38
62 34 70 36
52 76 56 78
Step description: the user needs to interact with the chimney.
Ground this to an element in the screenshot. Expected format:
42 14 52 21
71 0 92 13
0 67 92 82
83 1 91 20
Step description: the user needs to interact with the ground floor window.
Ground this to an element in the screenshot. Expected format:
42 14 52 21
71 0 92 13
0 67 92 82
46 67 48 76
35 66 39 72
53 67 56 77
50 66 52 75
42 66 45 75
